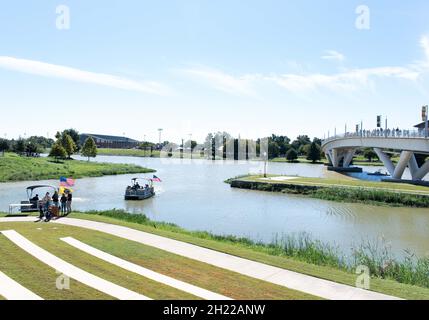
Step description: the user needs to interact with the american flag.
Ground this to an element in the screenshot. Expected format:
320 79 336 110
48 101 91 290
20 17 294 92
60 176 75 187
151 175 162 182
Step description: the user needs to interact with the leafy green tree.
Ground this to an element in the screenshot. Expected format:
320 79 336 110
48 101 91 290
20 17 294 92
291 135 311 154
0 139 9 156
25 142 42 157
49 142 67 162
268 141 280 159
81 137 98 161
299 144 310 156
63 129 81 151
270 135 290 156
27 136 54 149
140 141 155 149
286 148 298 162
313 137 322 146
61 134 77 159
363 148 378 162
306 142 322 163
13 139 25 155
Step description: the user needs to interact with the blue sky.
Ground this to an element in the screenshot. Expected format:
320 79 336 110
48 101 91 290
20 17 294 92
1 0 429 142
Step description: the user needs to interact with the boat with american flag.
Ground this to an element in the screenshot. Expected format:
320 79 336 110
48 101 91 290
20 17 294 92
124 176 161 200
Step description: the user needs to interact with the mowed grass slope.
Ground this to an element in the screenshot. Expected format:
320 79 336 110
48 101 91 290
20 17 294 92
70 212 429 300
0 153 154 182
0 222 317 300
0 235 112 300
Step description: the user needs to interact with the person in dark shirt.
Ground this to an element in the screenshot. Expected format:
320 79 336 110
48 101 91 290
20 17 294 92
60 193 67 215
52 191 59 207
66 192 73 214
31 194 39 209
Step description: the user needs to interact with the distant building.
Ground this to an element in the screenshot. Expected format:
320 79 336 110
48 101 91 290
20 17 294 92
80 133 140 149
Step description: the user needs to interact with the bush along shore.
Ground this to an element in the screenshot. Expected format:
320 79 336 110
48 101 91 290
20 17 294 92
76 210 429 296
228 179 429 208
0 153 155 182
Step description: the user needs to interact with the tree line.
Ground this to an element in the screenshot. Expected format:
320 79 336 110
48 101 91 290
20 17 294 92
0 129 385 164
0 128 97 162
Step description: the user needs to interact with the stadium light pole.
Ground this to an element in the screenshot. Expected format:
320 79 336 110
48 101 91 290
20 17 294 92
158 129 163 145
424 106 428 138
263 151 268 178
189 133 193 159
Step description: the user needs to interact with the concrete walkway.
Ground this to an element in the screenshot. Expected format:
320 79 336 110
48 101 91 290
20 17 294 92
52 218 401 300
0 271 43 300
61 237 231 300
1 230 150 300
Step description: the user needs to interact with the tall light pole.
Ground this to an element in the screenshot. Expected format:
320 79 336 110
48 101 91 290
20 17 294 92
189 133 193 159
143 134 146 157
385 117 388 137
158 129 163 145
263 152 268 178
423 106 428 138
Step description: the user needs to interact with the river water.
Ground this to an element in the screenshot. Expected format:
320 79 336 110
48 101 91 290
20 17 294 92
1 155 428 259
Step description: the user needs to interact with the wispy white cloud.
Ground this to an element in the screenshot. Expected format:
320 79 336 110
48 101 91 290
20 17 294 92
181 36 429 95
0 56 170 95
321 50 345 62
180 64 421 95
180 66 258 96
269 66 420 92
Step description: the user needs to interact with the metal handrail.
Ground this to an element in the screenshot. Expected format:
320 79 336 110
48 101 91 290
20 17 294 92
323 129 428 144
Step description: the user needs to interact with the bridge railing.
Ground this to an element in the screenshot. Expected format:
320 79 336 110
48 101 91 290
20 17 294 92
323 129 427 144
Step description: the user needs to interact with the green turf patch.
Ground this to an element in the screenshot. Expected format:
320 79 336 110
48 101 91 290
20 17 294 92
0 153 154 182
228 175 429 207
72 211 429 300
0 234 112 300
0 221 316 300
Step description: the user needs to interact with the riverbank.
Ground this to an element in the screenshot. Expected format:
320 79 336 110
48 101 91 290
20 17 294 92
0 153 155 182
227 175 429 208
2 210 427 299
272 155 398 167
98 148 161 158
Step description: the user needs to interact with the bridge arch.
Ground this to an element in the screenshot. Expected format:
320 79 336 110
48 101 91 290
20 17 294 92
322 131 429 181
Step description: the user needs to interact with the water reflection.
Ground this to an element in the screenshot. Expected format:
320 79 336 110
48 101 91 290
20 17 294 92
0 156 428 258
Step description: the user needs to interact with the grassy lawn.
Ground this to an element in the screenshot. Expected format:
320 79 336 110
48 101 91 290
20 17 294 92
0 153 154 182
0 234 111 300
0 220 316 300
246 175 429 195
64 212 429 300
98 148 161 158
2 211 429 299
229 175 429 207
271 156 327 164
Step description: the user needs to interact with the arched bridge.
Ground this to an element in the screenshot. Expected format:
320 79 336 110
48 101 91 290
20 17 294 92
322 130 429 181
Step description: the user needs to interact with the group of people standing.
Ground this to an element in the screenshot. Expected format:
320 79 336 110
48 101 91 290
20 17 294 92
32 190 72 220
